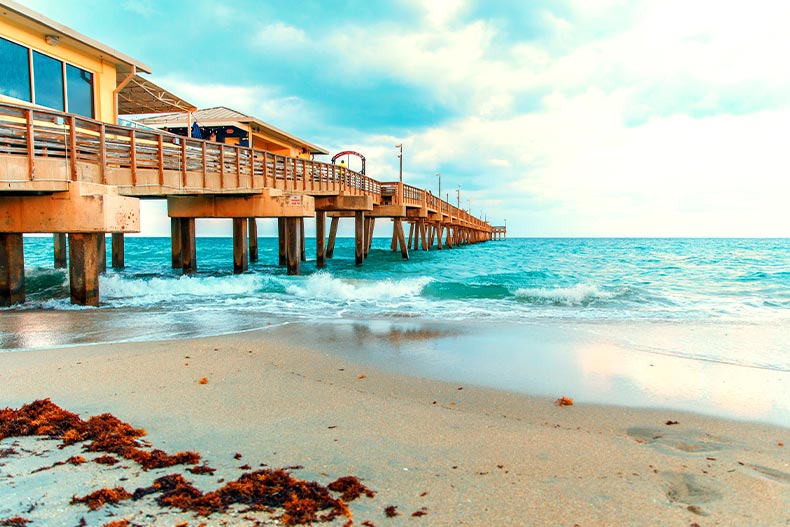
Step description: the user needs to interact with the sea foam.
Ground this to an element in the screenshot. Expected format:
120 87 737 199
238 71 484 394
513 283 614 306
284 272 431 301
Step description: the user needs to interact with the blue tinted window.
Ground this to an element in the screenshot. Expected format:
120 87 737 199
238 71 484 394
33 50 64 111
0 37 31 102
66 64 93 118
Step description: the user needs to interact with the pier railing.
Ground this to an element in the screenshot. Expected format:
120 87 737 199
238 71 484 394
0 101 489 231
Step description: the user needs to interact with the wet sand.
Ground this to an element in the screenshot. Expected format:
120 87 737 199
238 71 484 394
0 326 788 526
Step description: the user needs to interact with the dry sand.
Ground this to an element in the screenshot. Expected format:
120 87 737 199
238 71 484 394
0 327 788 526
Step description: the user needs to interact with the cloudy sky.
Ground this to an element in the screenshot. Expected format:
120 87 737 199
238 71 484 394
21 0 790 237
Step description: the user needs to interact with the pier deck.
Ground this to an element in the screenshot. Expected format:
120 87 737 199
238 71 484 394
1 102 497 306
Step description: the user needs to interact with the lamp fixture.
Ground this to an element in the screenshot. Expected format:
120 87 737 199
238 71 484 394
44 34 60 46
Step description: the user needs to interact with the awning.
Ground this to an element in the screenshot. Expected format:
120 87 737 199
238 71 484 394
116 73 197 115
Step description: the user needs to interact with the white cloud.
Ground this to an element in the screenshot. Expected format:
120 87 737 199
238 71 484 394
254 22 307 49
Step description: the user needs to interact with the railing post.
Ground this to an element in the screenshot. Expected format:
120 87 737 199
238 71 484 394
129 129 137 186
219 144 225 189
157 134 164 186
236 147 241 189
68 115 77 181
25 109 34 180
263 152 269 187
99 123 106 184
397 182 404 205
201 142 207 189
181 140 187 189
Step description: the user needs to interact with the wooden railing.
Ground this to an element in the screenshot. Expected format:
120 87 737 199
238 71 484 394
0 101 491 231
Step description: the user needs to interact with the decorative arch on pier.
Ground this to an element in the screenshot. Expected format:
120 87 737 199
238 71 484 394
331 151 366 174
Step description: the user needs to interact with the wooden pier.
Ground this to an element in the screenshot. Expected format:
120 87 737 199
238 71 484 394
0 102 497 306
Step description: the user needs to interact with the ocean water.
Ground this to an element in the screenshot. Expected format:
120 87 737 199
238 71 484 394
2 236 789 425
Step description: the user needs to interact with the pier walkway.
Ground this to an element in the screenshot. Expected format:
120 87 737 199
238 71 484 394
1 101 497 306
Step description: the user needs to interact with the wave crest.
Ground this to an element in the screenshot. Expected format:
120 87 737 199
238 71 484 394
514 283 613 306
285 273 431 301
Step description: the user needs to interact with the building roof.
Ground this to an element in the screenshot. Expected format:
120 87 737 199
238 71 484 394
0 0 151 74
116 73 197 115
135 106 329 155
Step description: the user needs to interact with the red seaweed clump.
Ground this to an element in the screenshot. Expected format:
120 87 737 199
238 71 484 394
0 518 31 526
132 469 353 525
327 476 376 501
0 400 199 471
187 464 217 475
93 455 119 465
71 487 133 511
0 399 82 440
3 401 385 526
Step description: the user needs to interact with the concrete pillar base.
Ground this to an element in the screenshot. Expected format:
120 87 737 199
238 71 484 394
1 233 25 306
68 233 100 306
233 218 248 274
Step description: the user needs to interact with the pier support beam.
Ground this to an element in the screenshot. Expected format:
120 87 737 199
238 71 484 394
286 217 301 275
327 217 339 259
233 218 248 274
171 218 182 269
180 218 197 274
248 218 258 262
437 225 443 250
112 233 124 268
68 233 100 306
97 233 107 274
393 218 409 260
278 218 287 266
300 218 306 262
364 217 375 257
0 233 25 306
54 233 67 269
355 211 365 266
316 211 326 268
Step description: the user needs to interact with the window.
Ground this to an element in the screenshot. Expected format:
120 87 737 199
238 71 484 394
0 37 31 102
0 37 94 118
33 50 64 111
66 64 93 118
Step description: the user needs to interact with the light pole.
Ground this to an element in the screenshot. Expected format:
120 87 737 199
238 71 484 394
456 186 461 209
395 144 403 182
435 173 441 203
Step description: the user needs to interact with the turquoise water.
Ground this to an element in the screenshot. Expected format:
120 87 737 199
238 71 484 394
5 237 790 347
2 236 788 425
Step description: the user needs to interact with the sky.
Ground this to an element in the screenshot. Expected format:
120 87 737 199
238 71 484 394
19 0 790 237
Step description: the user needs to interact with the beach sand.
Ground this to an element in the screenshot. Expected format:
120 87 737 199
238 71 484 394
0 325 788 526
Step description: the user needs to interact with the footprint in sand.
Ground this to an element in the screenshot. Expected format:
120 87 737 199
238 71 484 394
626 427 729 456
662 471 722 515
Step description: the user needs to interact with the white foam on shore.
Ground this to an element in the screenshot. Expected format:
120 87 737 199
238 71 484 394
284 272 432 301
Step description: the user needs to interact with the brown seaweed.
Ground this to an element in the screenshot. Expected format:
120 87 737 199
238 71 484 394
133 469 352 525
0 400 200 471
384 505 398 517
0 518 30 526
71 487 133 510
555 396 574 407
187 465 217 475
411 507 428 517
93 455 119 465
2 401 380 526
327 476 376 501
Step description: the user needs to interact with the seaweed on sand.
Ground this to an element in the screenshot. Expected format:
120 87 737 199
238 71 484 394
0 400 199 470
0 518 31 526
327 476 376 501
133 469 357 525
71 487 133 511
